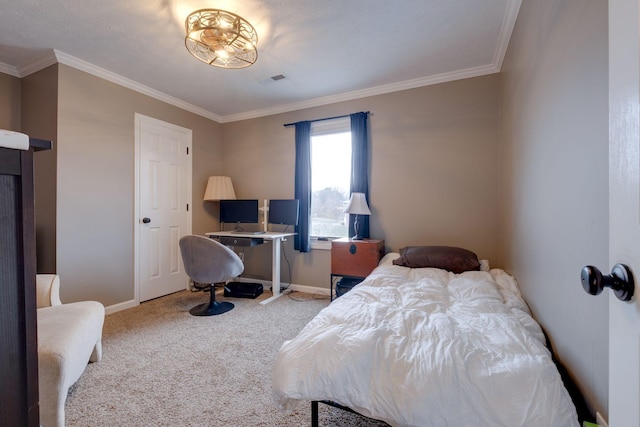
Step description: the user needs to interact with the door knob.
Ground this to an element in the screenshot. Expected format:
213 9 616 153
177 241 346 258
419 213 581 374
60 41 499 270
142 217 151 224
581 263 635 301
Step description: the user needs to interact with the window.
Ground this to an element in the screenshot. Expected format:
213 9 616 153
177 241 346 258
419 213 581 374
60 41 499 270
293 111 369 253
310 118 351 239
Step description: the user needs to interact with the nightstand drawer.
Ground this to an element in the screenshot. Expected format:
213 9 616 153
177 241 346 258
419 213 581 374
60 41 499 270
331 238 384 277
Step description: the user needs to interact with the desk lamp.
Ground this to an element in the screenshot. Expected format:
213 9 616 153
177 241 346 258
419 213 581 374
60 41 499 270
344 192 371 240
203 176 236 201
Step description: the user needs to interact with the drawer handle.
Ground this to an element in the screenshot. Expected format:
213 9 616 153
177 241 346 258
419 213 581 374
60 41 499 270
349 244 357 254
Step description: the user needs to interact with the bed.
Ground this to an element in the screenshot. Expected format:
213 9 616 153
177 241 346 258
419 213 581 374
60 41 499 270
272 246 580 427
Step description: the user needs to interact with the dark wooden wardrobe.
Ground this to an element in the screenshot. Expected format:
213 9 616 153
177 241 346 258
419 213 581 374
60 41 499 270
0 137 51 426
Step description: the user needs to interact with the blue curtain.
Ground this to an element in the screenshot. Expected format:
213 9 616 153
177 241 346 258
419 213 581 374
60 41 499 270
294 121 312 252
349 112 370 239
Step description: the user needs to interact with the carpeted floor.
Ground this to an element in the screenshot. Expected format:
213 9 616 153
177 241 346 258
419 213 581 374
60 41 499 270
65 288 388 426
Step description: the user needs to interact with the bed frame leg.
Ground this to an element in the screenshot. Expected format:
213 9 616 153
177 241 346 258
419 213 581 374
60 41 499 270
311 401 319 427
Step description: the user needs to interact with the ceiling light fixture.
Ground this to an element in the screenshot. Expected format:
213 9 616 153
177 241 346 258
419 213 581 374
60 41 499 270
185 9 258 69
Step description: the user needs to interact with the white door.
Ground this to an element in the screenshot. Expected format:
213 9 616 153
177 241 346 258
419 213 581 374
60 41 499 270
135 114 192 302
608 1 640 425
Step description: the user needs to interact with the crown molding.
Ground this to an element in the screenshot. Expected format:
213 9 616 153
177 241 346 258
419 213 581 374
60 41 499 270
221 0 520 123
2 49 222 122
0 61 20 77
493 0 521 70
220 63 500 123
2 0 518 125
2 52 501 125
18 51 58 77
5 49 499 124
52 50 222 122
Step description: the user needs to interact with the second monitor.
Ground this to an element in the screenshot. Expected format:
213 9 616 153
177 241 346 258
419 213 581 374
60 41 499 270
268 199 299 226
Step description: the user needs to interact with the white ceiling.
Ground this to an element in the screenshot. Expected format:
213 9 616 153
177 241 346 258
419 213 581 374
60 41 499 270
0 0 521 123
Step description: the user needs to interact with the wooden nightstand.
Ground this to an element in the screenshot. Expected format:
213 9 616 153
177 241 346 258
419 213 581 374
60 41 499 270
330 238 385 300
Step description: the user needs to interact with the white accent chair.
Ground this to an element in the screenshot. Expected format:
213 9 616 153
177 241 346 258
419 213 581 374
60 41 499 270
36 274 105 427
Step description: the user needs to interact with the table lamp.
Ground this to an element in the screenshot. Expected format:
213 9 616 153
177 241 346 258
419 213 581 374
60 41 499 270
203 176 236 201
344 192 371 240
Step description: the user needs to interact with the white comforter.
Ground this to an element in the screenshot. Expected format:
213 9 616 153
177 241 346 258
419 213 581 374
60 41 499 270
272 258 579 427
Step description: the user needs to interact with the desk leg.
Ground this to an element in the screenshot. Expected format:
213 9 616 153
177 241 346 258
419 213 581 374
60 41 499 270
260 237 284 305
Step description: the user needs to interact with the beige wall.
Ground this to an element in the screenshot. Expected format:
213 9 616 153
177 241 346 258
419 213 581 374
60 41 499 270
21 65 59 274
54 65 222 305
222 75 501 287
499 0 608 417
0 67 59 273
0 72 21 131
2 67 502 295
0 65 223 305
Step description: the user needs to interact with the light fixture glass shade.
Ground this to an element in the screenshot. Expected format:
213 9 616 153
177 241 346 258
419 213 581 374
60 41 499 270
185 9 258 69
343 192 372 215
203 176 236 201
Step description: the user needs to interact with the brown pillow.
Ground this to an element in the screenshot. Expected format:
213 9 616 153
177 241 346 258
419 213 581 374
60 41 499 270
392 246 481 273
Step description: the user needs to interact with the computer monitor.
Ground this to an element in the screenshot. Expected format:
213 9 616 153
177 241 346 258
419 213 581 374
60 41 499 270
268 199 299 226
219 199 259 228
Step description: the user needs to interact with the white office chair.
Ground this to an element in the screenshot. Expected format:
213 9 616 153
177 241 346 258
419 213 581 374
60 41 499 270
179 235 244 316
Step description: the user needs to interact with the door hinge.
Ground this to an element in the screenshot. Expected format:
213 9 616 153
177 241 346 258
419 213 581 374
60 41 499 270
186 147 189 155
186 203 189 212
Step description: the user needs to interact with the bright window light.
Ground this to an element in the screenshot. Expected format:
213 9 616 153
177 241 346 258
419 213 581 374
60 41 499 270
310 131 351 238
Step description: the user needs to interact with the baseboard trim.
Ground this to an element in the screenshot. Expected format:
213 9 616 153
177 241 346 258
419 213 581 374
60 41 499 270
105 299 138 315
596 412 608 427
288 283 331 297
233 277 330 298
103 281 330 315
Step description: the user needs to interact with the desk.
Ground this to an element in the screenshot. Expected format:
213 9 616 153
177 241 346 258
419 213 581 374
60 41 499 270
205 231 295 305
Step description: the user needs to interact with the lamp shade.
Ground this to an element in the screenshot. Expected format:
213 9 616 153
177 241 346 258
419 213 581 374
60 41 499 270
343 192 371 215
203 176 236 201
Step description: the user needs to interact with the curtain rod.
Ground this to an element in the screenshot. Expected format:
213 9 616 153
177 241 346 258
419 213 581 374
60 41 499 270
283 111 370 128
